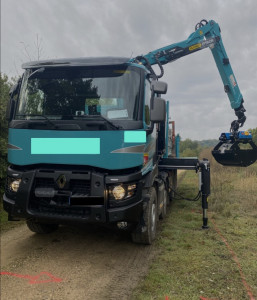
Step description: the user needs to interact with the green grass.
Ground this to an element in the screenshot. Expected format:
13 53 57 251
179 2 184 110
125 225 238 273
132 160 257 300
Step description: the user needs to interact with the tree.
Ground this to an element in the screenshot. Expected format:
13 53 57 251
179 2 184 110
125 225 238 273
180 138 202 157
0 73 11 186
248 128 257 145
20 34 44 62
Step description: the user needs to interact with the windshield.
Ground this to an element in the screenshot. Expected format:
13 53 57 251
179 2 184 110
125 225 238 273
16 65 142 122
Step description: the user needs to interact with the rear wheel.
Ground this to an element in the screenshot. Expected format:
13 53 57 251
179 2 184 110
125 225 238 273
160 188 168 219
168 170 177 201
131 187 158 245
26 220 59 234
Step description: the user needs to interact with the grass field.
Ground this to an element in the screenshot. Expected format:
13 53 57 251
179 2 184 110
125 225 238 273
132 151 257 300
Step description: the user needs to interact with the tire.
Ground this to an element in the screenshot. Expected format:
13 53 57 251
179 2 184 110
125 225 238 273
26 220 59 234
168 170 177 202
131 187 158 245
159 188 168 220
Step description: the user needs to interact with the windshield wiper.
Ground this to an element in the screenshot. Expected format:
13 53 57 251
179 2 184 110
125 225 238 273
94 115 123 129
16 114 59 129
76 115 122 130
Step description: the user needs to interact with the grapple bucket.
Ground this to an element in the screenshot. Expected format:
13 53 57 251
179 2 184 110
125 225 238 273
212 132 257 167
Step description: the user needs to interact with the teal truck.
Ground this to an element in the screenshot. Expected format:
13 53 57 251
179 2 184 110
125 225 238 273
4 20 257 244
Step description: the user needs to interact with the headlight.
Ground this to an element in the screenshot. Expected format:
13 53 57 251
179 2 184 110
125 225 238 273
112 185 126 200
109 183 137 201
127 184 136 198
7 178 22 193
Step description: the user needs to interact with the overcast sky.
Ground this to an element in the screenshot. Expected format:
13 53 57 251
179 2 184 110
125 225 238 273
1 0 257 140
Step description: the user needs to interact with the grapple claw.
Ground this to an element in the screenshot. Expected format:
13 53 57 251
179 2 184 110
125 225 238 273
212 131 257 167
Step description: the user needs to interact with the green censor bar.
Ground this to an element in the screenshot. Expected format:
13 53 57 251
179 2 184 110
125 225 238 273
31 138 100 154
124 131 146 143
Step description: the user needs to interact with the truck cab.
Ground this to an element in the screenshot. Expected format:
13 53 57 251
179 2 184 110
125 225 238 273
4 57 170 244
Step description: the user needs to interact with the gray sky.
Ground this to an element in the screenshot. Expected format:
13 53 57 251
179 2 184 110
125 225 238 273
1 0 257 140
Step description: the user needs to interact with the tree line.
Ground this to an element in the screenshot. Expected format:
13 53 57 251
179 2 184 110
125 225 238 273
180 129 257 158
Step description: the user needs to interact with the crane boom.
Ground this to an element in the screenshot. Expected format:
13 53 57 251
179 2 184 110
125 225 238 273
131 19 257 167
131 19 246 132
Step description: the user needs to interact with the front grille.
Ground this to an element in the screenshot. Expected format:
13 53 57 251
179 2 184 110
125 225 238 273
70 179 90 194
29 175 104 217
35 178 55 188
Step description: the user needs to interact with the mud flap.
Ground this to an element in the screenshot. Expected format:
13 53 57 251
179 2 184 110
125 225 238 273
212 132 257 167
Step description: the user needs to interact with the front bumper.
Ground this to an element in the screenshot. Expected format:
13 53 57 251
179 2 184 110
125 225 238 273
3 165 143 224
3 193 143 223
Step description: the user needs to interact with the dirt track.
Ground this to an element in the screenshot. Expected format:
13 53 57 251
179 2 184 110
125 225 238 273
1 223 156 300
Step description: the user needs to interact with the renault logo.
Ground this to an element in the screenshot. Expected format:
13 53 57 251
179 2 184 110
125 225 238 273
56 174 66 189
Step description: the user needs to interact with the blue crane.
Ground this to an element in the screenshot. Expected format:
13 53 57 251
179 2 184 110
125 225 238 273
131 19 256 167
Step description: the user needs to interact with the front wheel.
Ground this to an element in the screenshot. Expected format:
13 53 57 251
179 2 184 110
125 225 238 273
131 187 158 245
26 220 59 234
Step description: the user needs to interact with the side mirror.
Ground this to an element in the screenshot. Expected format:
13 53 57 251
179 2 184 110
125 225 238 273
6 98 16 122
151 81 168 94
9 83 19 97
6 81 20 122
151 97 166 122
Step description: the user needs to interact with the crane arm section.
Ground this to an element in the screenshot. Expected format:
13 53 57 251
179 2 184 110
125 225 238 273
131 19 246 132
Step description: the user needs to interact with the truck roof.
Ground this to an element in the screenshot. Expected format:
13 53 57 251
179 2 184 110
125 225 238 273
22 57 131 69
